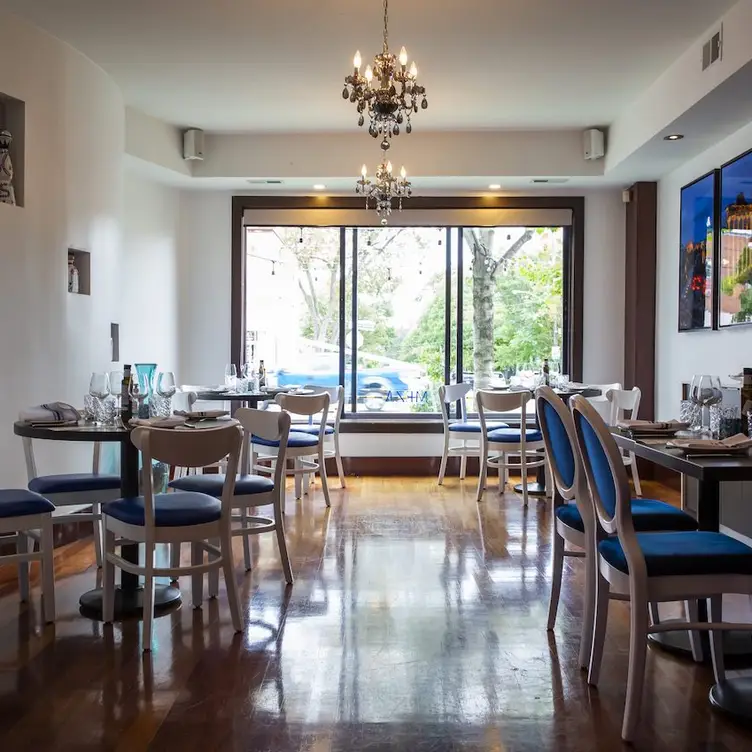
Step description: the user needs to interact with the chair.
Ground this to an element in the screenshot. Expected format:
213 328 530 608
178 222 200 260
570 394 752 742
102 424 243 651
253 392 331 508
587 382 622 424
476 389 546 505
0 489 56 623
21 423 121 567
169 408 293 582
606 387 643 496
437 383 509 484
295 385 346 489
536 386 698 673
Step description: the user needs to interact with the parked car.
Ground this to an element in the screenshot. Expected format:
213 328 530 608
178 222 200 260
275 354 426 411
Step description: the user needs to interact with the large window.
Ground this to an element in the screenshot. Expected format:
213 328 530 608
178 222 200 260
243 219 569 418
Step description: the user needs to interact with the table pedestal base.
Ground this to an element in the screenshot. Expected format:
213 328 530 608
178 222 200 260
513 482 547 498
79 585 181 620
710 677 752 724
648 629 752 662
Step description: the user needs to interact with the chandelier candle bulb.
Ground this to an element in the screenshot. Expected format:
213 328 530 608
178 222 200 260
354 50 362 70
365 65 373 83
399 46 408 66
400 166 406 178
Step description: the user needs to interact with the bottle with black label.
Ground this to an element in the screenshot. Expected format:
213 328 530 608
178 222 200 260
258 360 266 389
121 364 132 423
742 368 752 436
543 358 550 387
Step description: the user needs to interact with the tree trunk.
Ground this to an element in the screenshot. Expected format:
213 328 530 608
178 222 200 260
468 229 495 389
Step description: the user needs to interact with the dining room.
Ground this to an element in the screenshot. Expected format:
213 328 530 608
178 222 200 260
3 1 752 751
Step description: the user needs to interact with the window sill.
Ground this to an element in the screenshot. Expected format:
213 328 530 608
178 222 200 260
339 419 444 434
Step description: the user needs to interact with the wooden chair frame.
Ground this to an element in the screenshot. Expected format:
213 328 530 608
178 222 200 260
606 386 643 496
302 384 346 489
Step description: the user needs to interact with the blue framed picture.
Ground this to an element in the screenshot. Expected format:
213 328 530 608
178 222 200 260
719 149 752 327
679 170 716 331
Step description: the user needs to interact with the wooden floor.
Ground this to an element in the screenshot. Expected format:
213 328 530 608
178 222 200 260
1 476 752 751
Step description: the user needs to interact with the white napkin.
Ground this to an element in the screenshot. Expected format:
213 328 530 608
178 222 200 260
20 402 81 424
130 416 186 429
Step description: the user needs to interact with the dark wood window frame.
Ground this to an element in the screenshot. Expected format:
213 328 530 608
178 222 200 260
231 195 584 433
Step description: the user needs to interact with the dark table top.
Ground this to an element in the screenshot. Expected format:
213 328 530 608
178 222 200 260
14 420 130 442
612 429 752 481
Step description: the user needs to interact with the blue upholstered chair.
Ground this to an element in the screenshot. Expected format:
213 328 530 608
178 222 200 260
102 424 243 652
437 383 509 484
476 389 546 505
170 408 293 583
570 394 752 743
0 489 56 623
535 386 698 674
21 427 120 567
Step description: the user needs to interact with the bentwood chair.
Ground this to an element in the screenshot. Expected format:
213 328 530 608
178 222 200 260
102 424 243 652
606 387 643 496
0 489 56 623
170 408 294 582
252 392 331 508
21 420 121 567
536 387 697 672
296 385 346 488
570 394 752 742
437 383 508 484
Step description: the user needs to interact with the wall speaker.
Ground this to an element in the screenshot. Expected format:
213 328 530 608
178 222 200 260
583 128 605 161
183 128 205 161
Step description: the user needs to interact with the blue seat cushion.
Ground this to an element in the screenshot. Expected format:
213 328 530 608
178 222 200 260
599 531 752 577
448 421 509 433
29 473 121 495
295 424 335 436
169 474 274 497
487 428 543 443
0 489 55 518
252 431 319 449
103 493 221 527
556 498 698 534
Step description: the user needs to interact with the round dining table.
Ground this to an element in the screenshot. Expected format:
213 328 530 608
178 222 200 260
195 387 314 414
13 420 181 620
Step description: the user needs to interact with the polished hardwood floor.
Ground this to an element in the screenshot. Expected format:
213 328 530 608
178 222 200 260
0 476 751 751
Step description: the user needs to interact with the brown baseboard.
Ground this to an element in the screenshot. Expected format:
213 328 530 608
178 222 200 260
335 456 533 478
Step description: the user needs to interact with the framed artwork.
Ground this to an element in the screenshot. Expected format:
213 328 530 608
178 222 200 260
679 170 717 331
719 149 752 327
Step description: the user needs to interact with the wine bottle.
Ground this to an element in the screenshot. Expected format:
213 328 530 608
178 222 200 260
543 358 550 387
258 359 266 389
121 364 132 422
741 368 752 436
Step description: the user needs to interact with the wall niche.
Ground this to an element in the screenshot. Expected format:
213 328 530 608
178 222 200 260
0 92 25 208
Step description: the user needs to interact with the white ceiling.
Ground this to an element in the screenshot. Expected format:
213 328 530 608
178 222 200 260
0 0 734 133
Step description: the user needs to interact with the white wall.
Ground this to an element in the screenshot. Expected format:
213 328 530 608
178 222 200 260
656 119 752 419
0 15 124 483
177 189 625 455
121 167 180 373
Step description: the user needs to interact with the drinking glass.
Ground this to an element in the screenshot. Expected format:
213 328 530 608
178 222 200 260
89 372 110 425
690 375 722 434
225 363 237 392
129 373 147 419
156 371 177 399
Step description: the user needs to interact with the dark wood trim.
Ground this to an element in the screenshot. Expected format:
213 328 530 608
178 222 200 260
231 194 586 392
624 182 657 420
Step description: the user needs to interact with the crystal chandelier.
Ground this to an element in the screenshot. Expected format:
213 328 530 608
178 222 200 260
356 153 412 225
343 0 427 144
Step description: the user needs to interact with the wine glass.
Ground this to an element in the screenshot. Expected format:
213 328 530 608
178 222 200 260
225 363 237 392
129 373 146 419
693 375 722 434
89 372 110 425
156 371 177 399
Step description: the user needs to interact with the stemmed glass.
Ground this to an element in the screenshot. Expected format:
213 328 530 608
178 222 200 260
225 363 237 392
129 373 147 419
155 371 177 416
89 372 110 425
690 375 722 434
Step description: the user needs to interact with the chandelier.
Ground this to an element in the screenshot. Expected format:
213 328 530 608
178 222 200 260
343 0 427 144
356 154 412 225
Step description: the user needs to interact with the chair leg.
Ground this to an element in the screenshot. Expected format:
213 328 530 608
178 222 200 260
319 450 331 508
102 527 116 624
476 447 487 502
579 548 596 671
334 435 346 488
294 458 303 499
303 467 310 496
208 538 220 598
438 435 449 485
142 542 156 652
648 602 661 626
521 452 528 506
41 517 55 624
685 599 704 663
630 453 642 496
241 508 252 572
547 529 564 631
170 542 181 570
221 526 243 633
191 542 203 608
708 595 725 685
459 446 468 480
17 532 29 602
622 597 649 742
275 515 294 585
588 571 610 685
92 503 103 568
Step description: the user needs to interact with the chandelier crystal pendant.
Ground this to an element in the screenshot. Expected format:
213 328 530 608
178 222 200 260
343 0 427 144
356 154 412 225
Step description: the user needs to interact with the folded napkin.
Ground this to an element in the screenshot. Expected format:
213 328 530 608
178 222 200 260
617 419 689 431
174 409 229 419
668 433 752 451
20 402 81 425
130 416 186 429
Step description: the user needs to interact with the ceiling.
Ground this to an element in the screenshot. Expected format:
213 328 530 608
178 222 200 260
0 0 734 133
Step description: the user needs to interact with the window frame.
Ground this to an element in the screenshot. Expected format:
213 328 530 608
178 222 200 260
231 196 584 429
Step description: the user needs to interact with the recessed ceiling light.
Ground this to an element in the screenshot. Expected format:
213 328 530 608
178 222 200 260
488 184 501 190
664 134 684 141
313 184 326 190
